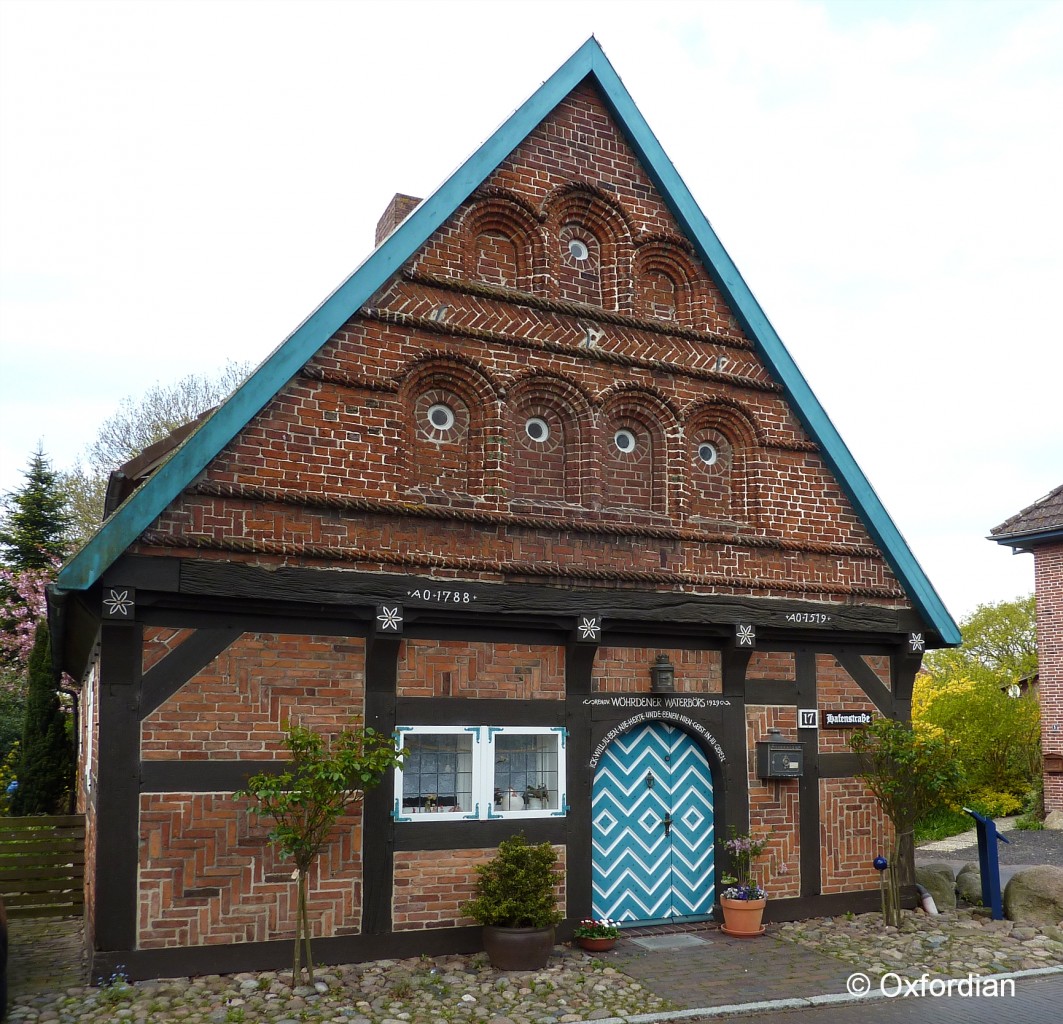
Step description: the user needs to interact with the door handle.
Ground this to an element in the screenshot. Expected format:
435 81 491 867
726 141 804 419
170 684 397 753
662 813 673 837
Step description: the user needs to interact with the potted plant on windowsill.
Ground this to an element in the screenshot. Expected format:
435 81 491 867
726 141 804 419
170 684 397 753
719 826 771 937
572 917 621 952
524 784 550 810
462 833 563 970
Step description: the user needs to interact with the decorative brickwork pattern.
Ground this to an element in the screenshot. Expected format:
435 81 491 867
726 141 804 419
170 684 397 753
141 634 365 759
138 794 362 948
392 846 566 931
593 647 722 693
397 640 563 700
819 778 891 894
142 627 194 673
815 654 882 754
130 80 910 615
507 373 593 507
1035 543 1063 812
143 500 902 600
745 706 801 897
746 651 796 682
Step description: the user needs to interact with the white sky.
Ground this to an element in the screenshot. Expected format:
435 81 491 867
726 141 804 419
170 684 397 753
1 0 1061 625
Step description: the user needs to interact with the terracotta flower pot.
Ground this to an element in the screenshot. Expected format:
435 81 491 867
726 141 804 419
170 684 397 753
576 936 617 951
719 896 767 937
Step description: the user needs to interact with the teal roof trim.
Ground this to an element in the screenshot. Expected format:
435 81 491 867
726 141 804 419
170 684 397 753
56 39 602 595
56 38 959 646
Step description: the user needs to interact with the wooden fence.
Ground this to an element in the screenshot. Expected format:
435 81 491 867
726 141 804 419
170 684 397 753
0 814 85 918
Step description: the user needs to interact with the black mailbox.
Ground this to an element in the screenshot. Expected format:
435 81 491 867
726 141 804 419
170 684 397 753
756 734 803 779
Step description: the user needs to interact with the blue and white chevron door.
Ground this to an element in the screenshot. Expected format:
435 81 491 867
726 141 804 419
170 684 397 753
591 722 715 923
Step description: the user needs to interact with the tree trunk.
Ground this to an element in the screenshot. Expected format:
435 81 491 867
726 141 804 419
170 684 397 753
301 870 315 985
292 871 302 987
888 837 903 928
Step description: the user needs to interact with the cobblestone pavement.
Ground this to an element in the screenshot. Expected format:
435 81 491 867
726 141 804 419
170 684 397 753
606 924 854 1008
6 917 87 1000
6 905 1063 1023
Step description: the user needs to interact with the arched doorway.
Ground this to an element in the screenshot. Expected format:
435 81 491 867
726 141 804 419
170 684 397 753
591 721 715 923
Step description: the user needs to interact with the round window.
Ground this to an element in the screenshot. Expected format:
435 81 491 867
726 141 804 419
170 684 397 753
698 442 718 466
568 238 590 261
525 417 550 443
614 429 636 454
427 403 455 431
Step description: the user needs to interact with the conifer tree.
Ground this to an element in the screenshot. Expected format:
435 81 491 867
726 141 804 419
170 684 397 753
0 447 70 571
10 621 73 815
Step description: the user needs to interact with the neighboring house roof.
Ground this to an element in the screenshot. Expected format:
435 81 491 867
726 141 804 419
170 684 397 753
990 483 1063 551
102 408 216 520
53 37 961 646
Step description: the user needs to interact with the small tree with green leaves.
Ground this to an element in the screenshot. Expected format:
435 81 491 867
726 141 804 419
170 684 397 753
850 717 964 927
237 720 405 986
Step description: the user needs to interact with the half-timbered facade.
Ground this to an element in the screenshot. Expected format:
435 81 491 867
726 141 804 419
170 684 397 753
52 40 959 980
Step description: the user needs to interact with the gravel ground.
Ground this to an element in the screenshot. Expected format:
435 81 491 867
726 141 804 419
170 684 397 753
774 905 1063 980
7 947 673 1024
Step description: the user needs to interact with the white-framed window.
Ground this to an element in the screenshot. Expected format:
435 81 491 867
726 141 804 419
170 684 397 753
394 725 566 822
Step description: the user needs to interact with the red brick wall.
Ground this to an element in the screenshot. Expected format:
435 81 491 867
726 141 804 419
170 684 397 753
143 627 194 673
745 706 800 897
392 846 566 931
138 794 362 948
131 82 911 616
141 633 365 759
746 651 796 681
1035 542 1063 812
111 74 913 944
397 640 563 699
819 778 892 894
815 655 882 754
593 647 722 693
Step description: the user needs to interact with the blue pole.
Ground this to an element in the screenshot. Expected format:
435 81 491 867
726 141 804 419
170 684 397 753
964 807 1010 920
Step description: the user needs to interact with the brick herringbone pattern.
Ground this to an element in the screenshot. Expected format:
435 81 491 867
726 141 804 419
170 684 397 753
141 633 365 759
392 847 566 931
819 778 890 894
398 640 563 699
593 647 722 693
745 705 800 897
138 793 363 948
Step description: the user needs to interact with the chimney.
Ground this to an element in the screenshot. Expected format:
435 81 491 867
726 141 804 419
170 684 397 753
375 193 422 247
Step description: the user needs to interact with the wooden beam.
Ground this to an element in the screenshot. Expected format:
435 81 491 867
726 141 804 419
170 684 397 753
139 628 243 718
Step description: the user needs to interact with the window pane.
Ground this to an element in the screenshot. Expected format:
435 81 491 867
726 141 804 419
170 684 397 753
493 734 560 811
401 733 473 815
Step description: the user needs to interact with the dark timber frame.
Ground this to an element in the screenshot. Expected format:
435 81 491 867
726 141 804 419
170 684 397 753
80 553 921 980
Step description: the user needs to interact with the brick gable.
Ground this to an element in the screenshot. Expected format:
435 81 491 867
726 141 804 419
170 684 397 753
130 82 908 612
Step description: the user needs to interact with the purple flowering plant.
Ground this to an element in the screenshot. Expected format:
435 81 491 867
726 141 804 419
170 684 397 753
721 825 771 901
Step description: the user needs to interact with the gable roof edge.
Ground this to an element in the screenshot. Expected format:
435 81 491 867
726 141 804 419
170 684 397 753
583 55 959 646
55 38 605 595
55 38 960 646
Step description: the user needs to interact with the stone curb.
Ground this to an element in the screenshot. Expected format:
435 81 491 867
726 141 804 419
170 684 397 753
602 964 1063 1020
